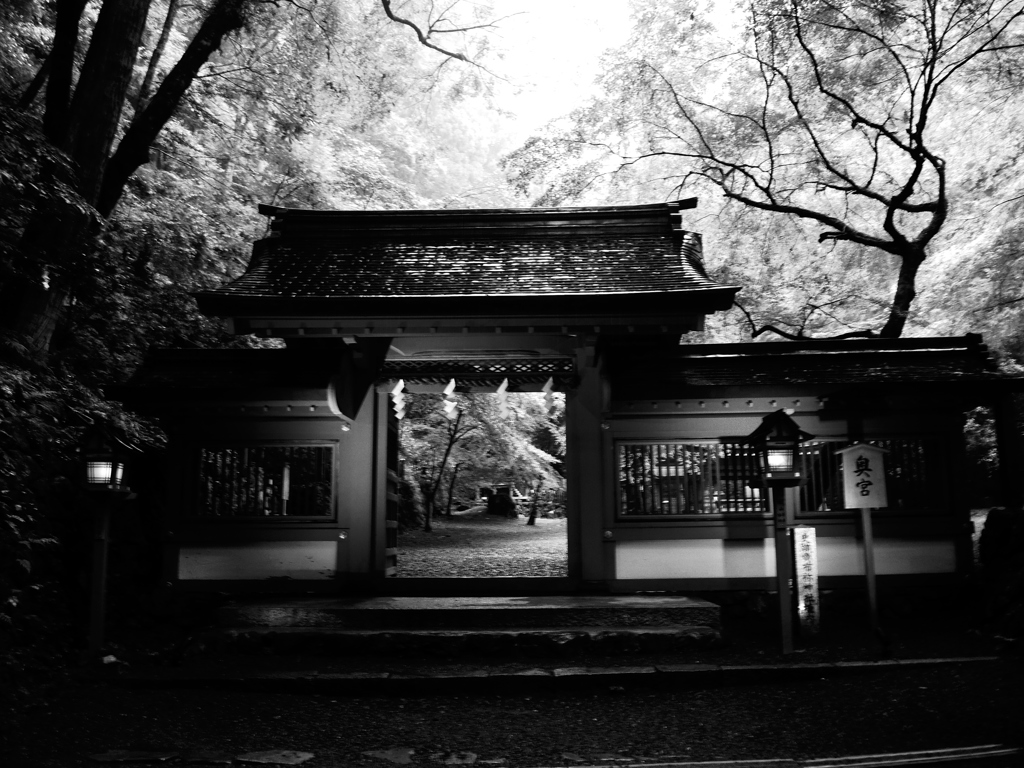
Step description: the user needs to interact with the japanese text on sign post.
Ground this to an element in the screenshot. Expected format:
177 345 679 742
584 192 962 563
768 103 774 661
794 525 820 634
839 444 888 509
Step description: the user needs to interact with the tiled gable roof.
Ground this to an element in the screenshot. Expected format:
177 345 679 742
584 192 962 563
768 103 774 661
198 200 736 302
213 231 717 299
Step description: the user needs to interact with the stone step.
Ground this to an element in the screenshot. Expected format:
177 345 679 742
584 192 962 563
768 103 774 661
219 595 722 632
193 625 723 657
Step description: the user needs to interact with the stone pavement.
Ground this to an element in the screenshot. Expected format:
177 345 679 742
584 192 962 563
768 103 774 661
194 595 724 659
17 652 1019 768
90 750 314 765
111 654 1001 695
81 744 1021 766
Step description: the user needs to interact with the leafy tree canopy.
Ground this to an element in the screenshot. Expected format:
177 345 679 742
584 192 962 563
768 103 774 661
504 0 1024 343
399 392 565 530
0 0 513 357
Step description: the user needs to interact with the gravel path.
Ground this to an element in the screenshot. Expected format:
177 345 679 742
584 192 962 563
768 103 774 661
4 661 1021 767
396 514 568 578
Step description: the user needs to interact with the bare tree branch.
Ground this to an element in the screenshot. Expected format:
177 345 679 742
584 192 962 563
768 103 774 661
733 300 878 341
971 295 1024 312
379 0 470 62
506 0 1023 338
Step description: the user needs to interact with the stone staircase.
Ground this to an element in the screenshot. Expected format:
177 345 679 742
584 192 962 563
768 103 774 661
199 595 723 657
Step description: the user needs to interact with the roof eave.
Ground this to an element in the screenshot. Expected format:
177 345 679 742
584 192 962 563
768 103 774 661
194 285 742 321
256 198 699 224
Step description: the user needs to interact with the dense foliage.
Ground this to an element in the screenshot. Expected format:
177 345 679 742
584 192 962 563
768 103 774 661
503 0 1024 350
398 392 566 530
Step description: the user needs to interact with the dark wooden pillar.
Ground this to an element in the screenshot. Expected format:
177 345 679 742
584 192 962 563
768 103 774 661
993 393 1024 510
566 339 607 586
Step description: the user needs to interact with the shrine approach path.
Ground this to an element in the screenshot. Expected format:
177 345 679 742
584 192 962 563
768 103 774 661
395 512 568 578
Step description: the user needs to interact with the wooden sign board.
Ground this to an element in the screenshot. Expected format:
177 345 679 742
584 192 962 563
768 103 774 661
794 525 820 635
837 443 888 509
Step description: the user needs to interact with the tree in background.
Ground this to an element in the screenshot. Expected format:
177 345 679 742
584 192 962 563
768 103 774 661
0 0 500 356
505 0 1024 339
399 392 565 531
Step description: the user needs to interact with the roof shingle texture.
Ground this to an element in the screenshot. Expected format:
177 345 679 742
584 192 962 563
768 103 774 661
200 201 735 301
209 231 717 299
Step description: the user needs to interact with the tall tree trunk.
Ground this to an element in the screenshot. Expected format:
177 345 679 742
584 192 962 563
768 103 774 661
135 0 181 110
44 0 89 146
98 0 251 216
4 0 151 354
423 411 463 532
444 462 461 516
66 0 153 204
4 0 251 354
879 248 926 339
0 199 93 352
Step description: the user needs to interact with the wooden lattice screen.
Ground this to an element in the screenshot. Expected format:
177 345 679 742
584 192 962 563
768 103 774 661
618 441 765 516
618 438 942 517
196 445 334 517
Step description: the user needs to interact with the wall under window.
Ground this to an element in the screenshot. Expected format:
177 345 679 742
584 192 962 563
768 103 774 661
179 542 338 580
172 437 346 583
613 537 957 580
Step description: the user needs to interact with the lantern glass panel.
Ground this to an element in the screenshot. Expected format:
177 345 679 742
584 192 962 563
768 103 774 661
87 460 125 486
87 460 113 485
767 447 794 472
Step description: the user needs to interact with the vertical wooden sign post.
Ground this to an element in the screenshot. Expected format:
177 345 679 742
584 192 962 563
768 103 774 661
837 443 889 637
794 524 820 635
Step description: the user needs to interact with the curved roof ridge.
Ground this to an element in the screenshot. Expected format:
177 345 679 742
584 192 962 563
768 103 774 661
257 199 698 220
257 200 699 239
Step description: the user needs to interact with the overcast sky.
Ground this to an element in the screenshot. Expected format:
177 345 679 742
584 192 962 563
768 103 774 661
486 0 634 136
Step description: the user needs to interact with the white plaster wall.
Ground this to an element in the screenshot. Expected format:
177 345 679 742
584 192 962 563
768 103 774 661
616 539 777 580
178 542 337 580
815 537 956 575
614 537 956 580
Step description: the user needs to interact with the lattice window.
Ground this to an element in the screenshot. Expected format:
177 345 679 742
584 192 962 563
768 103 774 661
195 445 334 518
618 437 944 517
798 438 942 513
618 441 766 516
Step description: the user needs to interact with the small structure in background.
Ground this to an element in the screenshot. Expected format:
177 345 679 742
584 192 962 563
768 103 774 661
486 486 519 519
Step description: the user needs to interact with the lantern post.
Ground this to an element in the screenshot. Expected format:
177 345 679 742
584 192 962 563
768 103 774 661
748 409 813 654
82 430 137 655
